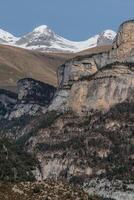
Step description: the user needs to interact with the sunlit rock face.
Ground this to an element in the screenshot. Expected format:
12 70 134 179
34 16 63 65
50 20 134 115
111 20 134 59
58 58 98 88
68 63 134 114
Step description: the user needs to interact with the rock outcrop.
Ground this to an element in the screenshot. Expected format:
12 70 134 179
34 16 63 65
69 62 134 113
0 78 56 120
49 20 134 115
17 78 56 105
111 20 134 59
0 89 17 119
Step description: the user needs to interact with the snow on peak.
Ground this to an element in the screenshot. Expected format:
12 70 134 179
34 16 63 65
0 29 14 41
0 26 116 53
31 25 55 39
102 30 116 40
33 25 50 33
0 28 19 43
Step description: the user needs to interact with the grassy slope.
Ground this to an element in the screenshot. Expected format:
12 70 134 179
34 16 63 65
0 45 73 91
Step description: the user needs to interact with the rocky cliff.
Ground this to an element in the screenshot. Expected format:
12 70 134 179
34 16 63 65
31 20 134 199
49 20 134 115
0 78 56 121
10 79 56 121
17 78 56 105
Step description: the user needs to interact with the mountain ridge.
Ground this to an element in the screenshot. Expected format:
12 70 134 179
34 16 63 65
0 25 116 53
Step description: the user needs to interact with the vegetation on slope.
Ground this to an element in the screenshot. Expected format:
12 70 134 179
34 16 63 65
0 138 38 182
33 102 134 183
0 180 113 200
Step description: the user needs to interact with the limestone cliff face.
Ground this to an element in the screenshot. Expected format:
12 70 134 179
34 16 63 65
50 20 134 114
69 63 134 113
111 20 134 59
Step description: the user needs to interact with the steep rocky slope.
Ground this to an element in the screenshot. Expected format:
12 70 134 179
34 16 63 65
0 20 134 200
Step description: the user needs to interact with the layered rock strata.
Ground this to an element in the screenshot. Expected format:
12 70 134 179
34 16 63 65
49 20 134 115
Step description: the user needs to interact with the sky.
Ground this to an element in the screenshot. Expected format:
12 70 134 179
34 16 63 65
0 0 134 41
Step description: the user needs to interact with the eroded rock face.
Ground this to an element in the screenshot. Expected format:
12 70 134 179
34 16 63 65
50 20 134 114
69 63 134 114
58 58 98 88
58 53 109 89
111 20 134 59
52 62 134 114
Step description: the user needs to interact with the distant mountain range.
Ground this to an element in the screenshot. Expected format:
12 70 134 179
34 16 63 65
0 25 116 52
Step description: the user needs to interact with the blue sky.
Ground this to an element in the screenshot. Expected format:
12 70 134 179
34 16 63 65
0 0 134 40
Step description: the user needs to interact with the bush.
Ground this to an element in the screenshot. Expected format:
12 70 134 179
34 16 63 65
33 185 41 193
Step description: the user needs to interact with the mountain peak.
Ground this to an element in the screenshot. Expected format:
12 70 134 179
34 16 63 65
33 25 50 33
0 26 116 53
0 28 16 43
97 29 116 46
101 29 116 39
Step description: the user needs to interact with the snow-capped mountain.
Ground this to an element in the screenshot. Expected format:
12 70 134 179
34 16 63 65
0 25 116 53
97 30 116 46
0 29 19 44
15 25 99 52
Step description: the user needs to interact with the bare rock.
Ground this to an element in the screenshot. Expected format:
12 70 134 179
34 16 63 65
51 20 134 114
69 63 134 114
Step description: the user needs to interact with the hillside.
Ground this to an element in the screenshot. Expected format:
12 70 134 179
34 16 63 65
0 44 73 91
